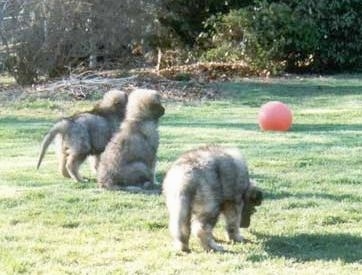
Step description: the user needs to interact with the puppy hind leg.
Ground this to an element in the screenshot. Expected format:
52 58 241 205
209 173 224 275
59 153 71 178
193 217 224 252
66 154 86 182
168 195 192 252
88 155 100 175
55 137 70 178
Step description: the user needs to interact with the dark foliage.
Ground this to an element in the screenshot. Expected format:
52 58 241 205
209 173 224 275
158 0 254 46
201 0 362 73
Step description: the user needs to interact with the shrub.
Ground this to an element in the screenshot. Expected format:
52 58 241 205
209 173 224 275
306 0 362 71
200 2 318 73
201 0 362 73
1 0 158 85
158 0 253 46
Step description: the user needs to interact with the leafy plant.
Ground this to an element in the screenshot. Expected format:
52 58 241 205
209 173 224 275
157 0 253 46
200 0 362 73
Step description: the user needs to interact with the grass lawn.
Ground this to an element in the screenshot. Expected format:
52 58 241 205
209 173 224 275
0 75 361 274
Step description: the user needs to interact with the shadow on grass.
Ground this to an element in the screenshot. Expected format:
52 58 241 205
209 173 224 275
220 80 362 106
254 174 361 203
292 123 362 132
0 116 53 138
162 120 362 136
265 190 361 203
162 115 362 133
163 120 362 133
258 232 362 263
163 121 257 130
0 116 53 125
71 178 163 195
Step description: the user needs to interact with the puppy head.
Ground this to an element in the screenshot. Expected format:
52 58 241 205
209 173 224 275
126 89 165 120
99 89 128 115
240 181 263 228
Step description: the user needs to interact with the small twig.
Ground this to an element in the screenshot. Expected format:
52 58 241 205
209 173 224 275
156 47 162 75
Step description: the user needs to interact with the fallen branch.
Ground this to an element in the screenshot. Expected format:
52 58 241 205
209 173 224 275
35 74 137 92
26 70 221 101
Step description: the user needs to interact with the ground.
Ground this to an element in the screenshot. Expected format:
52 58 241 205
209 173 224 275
0 73 361 274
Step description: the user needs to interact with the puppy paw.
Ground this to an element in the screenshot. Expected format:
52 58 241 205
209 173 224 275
206 240 225 252
174 241 190 253
209 243 225 252
231 234 244 243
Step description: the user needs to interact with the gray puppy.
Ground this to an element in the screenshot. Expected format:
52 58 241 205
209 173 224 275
97 88 164 190
37 89 128 182
163 145 263 252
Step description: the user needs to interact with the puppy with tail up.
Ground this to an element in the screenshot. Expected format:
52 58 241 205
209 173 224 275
37 89 128 182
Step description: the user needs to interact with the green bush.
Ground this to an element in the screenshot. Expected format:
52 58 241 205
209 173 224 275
200 2 318 73
201 0 362 73
1 0 159 85
307 0 362 71
158 0 253 46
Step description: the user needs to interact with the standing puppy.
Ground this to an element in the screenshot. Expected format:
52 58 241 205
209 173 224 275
37 89 128 182
97 89 164 190
163 145 263 252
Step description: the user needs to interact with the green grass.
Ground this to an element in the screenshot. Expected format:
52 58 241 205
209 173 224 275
1 75 362 274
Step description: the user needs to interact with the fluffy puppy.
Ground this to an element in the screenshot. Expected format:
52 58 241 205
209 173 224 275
163 145 263 252
37 89 128 182
97 88 164 190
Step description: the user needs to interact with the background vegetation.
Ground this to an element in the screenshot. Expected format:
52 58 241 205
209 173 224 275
1 0 361 84
1 0 361 273
0 75 361 273
201 0 362 73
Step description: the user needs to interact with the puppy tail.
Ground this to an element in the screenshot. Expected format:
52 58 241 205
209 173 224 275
168 192 193 245
36 119 69 169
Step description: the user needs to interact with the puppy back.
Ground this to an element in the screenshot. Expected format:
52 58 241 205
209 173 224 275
163 145 250 198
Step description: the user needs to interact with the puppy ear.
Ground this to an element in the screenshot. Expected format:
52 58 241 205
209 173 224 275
248 187 263 206
151 103 165 118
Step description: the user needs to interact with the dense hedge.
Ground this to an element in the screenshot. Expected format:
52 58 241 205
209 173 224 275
199 0 362 73
2 0 362 84
308 0 362 71
158 0 254 46
1 0 158 85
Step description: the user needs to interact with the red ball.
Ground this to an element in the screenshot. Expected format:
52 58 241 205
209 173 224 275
258 101 293 131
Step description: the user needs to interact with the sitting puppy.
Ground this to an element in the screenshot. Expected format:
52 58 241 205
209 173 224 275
37 89 128 182
97 88 165 190
163 145 262 252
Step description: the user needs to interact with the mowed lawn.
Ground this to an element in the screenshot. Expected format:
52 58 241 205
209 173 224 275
0 75 361 274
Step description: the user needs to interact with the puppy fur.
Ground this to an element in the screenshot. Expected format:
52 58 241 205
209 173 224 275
37 89 128 182
163 145 263 252
97 88 164 189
